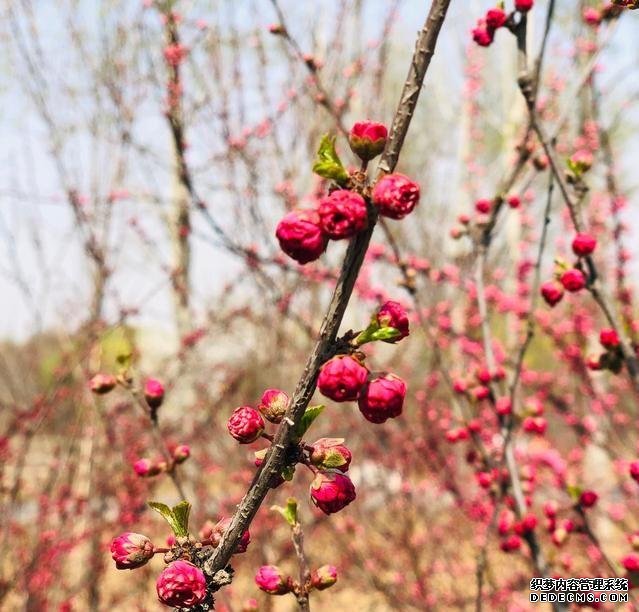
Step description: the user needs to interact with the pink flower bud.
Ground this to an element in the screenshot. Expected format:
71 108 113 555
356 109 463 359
311 565 338 590
541 280 564 306
258 388 289 423
318 190 368 240
630 461 639 482
242 598 259 612
522 416 547 435
275 210 328 264
507 194 521 209
255 565 291 595
144 378 165 409
358 373 406 424
317 355 368 402
309 438 352 472
202 517 250 553
623 553 639 572
560 268 586 292
579 490 598 508
572 233 597 257
156 560 207 607
475 198 492 214
583 7 603 25
348 120 387 161
485 8 507 29
376 300 409 342
133 458 163 477
372 173 420 220
172 444 190 464
472 21 495 47
310 471 356 515
496 397 512 416
110 532 154 570
599 328 620 349
515 0 534 12
89 373 117 395
227 406 265 444
500 535 522 552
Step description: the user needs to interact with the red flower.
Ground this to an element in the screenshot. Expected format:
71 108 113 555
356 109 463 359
318 355 368 402
348 121 388 161
255 565 291 595
227 406 265 443
472 21 495 47
310 471 356 514
571 233 597 257
358 373 406 424
560 268 587 292
372 173 420 220
110 532 154 570
258 388 289 423
485 8 507 29
318 190 368 240
156 561 207 608
144 378 165 409
541 280 564 306
376 300 410 342
579 490 598 508
515 0 534 12
276 210 328 264
600 328 620 349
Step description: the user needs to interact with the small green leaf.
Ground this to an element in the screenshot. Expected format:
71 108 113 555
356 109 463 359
148 500 189 537
271 497 298 526
282 464 296 481
171 501 191 537
322 452 348 469
294 405 325 440
116 353 132 369
312 134 349 184
566 484 582 502
369 327 402 343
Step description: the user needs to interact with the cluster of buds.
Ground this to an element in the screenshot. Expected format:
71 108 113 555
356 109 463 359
540 234 597 307
451 365 506 410
472 1 534 48
317 301 409 424
450 193 521 240
275 121 420 264
255 563 337 597
111 502 249 608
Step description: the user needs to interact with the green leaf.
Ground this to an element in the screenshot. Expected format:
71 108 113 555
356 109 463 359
171 501 191 537
370 327 402 343
271 497 298 527
312 134 349 184
566 484 582 502
294 405 325 440
322 452 348 469
148 500 190 537
116 352 132 369
282 464 296 481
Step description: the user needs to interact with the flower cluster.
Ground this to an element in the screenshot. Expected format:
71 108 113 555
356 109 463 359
275 121 421 264
471 2 534 48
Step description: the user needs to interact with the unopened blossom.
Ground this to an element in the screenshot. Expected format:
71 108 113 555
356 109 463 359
472 21 495 47
541 280 564 307
515 0 534 11
372 173 420 219
376 300 409 342
258 388 289 423
317 355 368 402
133 458 164 477
560 268 587 292
318 190 368 240
201 517 250 553
600 328 620 349
89 373 117 394
276 210 328 264
255 565 291 595
358 373 406 424
172 444 190 463
156 561 207 608
485 8 507 29
310 471 356 515
571 233 597 257
110 532 154 570
348 120 387 161
309 438 352 472
144 378 165 409
311 565 338 590
579 490 599 508
227 406 265 444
